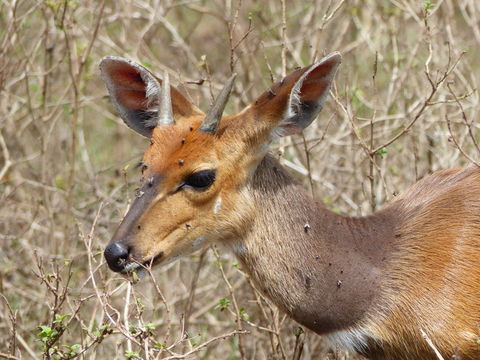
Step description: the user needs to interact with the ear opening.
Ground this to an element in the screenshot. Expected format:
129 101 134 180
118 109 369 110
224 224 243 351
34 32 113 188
250 52 341 139
281 52 341 136
100 56 205 137
100 56 162 137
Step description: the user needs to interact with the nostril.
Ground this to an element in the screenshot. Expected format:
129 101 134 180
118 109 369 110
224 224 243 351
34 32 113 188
104 242 130 272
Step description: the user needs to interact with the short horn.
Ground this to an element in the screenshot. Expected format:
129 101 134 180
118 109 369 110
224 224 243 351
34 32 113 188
199 73 237 134
158 71 174 126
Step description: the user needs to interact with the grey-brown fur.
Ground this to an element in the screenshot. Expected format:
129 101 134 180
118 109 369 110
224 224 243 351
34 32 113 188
229 154 480 359
231 154 397 336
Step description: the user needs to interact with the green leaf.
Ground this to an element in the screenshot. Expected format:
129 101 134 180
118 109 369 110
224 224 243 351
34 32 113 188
45 0 60 12
293 326 304 337
66 343 81 354
54 174 66 190
37 325 58 342
423 1 435 12
239 307 249 320
129 325 139 335
54 313 71 324
216 298 230 311
131 270 139 283
378 147 388 158
125 351 140 359
39 325 52 332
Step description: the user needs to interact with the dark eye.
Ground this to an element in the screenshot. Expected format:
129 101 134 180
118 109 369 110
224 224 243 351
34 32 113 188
183 170 216 190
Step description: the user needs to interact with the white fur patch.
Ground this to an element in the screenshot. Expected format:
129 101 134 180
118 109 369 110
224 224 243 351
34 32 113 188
214 197 222 214
287 83 302 119
140 72 160 128
231 241 247 257
273 52 341 139
325 326 375 354
279 68 305 136
192 236 206 248
271 83 301 139
143 74 160 107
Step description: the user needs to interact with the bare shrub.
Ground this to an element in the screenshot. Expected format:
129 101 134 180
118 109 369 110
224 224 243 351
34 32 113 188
1 0 478 359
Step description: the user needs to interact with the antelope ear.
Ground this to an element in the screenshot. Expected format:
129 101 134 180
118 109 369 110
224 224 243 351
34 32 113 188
252 52 341 137
100 56 204 137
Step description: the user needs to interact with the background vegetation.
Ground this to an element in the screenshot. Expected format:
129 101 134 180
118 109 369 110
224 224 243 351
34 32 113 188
1 0 479 359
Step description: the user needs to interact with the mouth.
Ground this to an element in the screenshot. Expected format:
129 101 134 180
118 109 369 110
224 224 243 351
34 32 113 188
121 251 165 275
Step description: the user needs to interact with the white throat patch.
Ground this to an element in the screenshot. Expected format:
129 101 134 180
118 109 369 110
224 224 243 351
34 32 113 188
192 236 206 248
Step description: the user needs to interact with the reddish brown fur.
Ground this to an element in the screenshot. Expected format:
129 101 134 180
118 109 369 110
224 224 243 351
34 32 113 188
372 166 480 359
102 54 480 360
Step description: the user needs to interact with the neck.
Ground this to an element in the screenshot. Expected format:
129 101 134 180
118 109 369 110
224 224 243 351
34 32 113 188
230 154 397 337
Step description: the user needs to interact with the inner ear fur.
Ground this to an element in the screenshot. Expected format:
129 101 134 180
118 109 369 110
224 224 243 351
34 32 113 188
251 52 341 137
100 56 204 137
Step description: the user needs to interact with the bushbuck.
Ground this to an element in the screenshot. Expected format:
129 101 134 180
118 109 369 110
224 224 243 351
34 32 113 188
100 52 480 359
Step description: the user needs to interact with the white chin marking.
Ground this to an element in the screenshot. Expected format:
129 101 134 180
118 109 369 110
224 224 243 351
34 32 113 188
122 263 147 279
214 197 222 214
124 262 140 273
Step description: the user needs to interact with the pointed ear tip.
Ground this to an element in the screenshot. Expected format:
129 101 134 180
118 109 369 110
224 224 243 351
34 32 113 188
99 57 110 71
99 56 127 74
327 52 342 63
100 55 123 66
329 51 342 60
99 56 144 75
316 52 342 68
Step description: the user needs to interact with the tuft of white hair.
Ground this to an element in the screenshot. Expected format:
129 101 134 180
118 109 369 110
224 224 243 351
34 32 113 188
324 326 378 354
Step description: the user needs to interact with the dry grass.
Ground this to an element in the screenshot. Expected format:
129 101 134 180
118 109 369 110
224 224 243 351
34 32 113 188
1 0 479 359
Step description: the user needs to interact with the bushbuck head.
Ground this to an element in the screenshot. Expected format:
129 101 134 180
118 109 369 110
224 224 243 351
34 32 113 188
100 53 341 273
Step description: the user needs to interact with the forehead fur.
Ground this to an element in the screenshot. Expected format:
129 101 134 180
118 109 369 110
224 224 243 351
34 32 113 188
143 119 219 174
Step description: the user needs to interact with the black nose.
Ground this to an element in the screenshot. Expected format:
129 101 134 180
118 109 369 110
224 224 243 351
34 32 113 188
104 242 130 272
